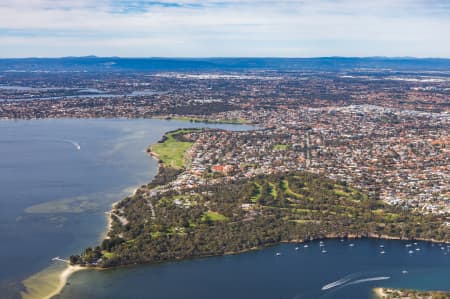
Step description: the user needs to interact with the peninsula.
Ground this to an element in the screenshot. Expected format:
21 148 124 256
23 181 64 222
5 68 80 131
1 58 449 298
69 127 450 268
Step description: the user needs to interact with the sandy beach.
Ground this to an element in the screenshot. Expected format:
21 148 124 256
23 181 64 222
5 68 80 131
21 185 139 299
103 201 118 240
373 287 387 298
104 186 138 239
21 264 84 299
46 265 84 299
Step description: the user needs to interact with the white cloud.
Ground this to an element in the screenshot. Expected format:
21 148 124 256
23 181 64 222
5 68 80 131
0 0 449 57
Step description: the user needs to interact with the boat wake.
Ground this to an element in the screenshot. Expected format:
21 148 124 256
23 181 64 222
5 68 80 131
343 276 390 286
62 139 81 150
321 274 357 290
322 275 390 291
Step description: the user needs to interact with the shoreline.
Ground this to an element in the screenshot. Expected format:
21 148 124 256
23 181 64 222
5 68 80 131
104 187 139 239
44 265 84 299
21 264 85 299
40 130 450 298
23 236 449 299
14 121 252 299
0 116 258 129
373 288 387 298
373 287 450 299
33 227 450 299
30 153 156 299
21 185 141 299
72 234 450 273
103 202 117 241
71 135 450 280
149 115 251 125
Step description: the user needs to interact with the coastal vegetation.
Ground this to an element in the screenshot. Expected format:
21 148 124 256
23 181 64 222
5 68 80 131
71 170 450 268
250 182 262 202
376 288 450 299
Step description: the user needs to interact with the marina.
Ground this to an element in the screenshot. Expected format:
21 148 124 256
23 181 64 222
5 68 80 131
59 239 450 299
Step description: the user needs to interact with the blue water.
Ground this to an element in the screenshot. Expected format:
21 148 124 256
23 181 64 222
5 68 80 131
0 118 254 298
60 239 450 299
1 119 449 298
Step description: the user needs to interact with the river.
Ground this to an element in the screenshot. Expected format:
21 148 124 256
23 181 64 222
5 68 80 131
0 119 449 299
0 118 254 298
60 239 450 299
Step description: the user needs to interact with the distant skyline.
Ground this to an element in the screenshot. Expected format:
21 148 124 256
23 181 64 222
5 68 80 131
1 0 450 58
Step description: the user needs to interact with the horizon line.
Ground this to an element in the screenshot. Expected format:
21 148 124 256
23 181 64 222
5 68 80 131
2 56 450 60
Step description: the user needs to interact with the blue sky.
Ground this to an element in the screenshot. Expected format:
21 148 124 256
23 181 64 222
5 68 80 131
0 0 449 57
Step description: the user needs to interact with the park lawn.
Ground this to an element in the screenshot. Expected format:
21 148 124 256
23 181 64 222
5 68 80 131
101 251 116 259
151 130 195 169
333 184 369 201
372 209 400 220
269 182 278 198
293 208 318 214
201 211 228 222
281 180 304 200
291 219 321 224
334 188 352 198
150 231 162 238
250 182 262 202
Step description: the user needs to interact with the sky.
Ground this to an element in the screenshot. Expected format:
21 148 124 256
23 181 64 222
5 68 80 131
0 0 450 58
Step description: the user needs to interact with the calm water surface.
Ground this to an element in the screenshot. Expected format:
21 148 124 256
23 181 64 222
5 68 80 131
1 119 449 299
0 118 254 298
60 239 450 299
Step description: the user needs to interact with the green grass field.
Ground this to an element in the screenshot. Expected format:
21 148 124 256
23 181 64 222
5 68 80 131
281 179 304 199
250 182 262 202
101 251 116 259
201 211 228 222
151 130 195 169
273 144 290 150
268 182 278 198
333 184 368 200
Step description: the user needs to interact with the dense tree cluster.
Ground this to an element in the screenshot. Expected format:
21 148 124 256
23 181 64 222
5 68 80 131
71 171 450 268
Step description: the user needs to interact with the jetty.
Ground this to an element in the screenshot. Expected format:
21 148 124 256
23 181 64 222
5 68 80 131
52 257 69 263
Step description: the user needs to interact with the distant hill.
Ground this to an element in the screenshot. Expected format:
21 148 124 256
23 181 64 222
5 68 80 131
1 57 450 72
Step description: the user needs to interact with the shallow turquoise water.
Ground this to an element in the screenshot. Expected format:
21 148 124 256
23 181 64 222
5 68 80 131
1 119 449 299
0 118 254 298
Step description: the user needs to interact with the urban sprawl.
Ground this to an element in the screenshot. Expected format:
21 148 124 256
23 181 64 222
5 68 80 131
1 70 449 215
